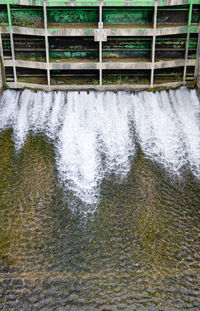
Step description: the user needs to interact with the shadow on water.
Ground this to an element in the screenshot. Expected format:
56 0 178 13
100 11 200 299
0 130 200 310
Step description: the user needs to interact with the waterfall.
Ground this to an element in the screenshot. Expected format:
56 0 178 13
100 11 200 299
0 87 200 208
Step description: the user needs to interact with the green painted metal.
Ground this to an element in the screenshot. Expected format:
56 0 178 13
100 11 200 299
0 0 199 7
49 36 98 60
0 6 8 25
103 8 153 24
7 4 12 27
103 37 152 59
0 0 199 87
49 51 98 60
47 8 98 25
156 39 186 49
188 3 193 25
2 35 12 57
157 5 189 24
103 37 152 49
11 6 44 27
189 37 198 49
13 35 46 61
191 5 200 23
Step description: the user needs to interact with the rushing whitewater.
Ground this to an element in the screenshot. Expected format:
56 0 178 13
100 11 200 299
0 88 200 209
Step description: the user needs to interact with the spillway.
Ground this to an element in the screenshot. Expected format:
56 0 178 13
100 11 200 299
0 87 200 211
0 87 200 310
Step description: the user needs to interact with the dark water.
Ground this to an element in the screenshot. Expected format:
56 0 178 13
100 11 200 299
0 128 200 310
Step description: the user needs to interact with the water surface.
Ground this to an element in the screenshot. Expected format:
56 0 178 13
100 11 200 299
0 88 200 310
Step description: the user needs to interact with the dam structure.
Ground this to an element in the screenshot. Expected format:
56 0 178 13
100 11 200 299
0 0 199 91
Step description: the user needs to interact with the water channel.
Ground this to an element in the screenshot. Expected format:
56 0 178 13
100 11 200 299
0 87 200 310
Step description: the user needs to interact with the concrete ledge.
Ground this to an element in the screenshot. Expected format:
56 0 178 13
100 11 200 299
6 81 185 92
5 60 47 70
0 26 95 37
101 62 153 70
4 59 196 71
48 28 95 37
1 25 198 37
154 59 196 69
50 62 99 70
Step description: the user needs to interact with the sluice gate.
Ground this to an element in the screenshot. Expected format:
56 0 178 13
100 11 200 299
0 0 199 91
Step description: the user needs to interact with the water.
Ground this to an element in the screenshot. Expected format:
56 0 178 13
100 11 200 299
1 88 200 211
0 88 200 310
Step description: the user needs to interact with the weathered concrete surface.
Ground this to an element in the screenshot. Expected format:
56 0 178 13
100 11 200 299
1 26 198 38
3 59 196 71
6 81 185 92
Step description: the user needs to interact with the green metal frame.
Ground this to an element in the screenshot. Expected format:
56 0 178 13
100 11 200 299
0 0 199 88
0 0 200 7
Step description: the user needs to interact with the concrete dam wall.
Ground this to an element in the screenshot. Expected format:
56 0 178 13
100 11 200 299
0 0 199 91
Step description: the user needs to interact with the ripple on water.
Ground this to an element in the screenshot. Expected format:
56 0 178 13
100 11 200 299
0 88 200 310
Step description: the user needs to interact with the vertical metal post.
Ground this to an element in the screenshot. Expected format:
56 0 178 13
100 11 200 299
0 33 4 60
10 32 17 83
194 23 200 78
99 3 103 86
7 4 17 83
7 4 12 27
184 3 193 82
153 3 157 30
151 36 156 87
151 4 157 87
43 2 50 88
0 33 4 88
99 3 103 29
99 40 102 86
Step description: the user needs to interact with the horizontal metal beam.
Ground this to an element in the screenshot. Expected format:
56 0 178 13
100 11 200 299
4 58 196 70
0 0 199 7
0 25 199 37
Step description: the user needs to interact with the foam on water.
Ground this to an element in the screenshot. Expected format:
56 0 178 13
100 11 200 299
0 87 200 210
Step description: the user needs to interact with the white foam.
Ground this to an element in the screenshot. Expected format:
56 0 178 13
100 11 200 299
0 87 200 210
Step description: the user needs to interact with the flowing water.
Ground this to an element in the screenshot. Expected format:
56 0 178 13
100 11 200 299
0 87 200 310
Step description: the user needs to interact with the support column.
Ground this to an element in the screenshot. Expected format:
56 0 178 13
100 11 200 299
196 24 200 90
7 3 12 27
99 3 103 86
0 34 2 91
98 3 103 29
7 4 17 83
194 23 200 78
0 33 4 60
43 2 50 88
183 3 193 82
0 62 2 91
151 4 157 87
198 55 200 91
0 34 6 91
99 40 102 86
10 33 17 82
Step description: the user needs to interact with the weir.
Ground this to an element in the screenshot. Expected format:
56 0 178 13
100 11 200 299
0 67 200 309
1 87 200 208
0 0 199 91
